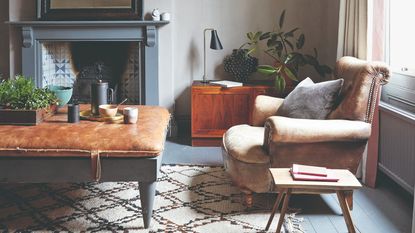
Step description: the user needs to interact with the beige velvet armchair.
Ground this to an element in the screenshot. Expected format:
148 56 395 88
222 56 390 208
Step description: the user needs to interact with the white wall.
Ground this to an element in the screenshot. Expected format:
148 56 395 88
6 0 340 116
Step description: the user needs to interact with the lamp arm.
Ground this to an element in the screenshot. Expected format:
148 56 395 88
203 28 214 82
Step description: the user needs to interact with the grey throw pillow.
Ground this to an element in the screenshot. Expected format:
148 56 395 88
276 77 344 119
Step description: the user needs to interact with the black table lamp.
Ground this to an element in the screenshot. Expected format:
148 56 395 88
203 28 223 83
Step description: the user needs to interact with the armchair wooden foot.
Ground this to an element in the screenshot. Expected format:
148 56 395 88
244 192 253 208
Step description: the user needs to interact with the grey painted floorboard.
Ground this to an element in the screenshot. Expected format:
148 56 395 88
163 138 223 165
163 138 413 233
308 215 339 233
301 217 318 233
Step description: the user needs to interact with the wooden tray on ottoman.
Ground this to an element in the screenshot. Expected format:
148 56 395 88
0 105 57 125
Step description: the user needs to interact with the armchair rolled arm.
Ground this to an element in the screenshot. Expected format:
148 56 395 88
252 95 284 126
263 116 371 148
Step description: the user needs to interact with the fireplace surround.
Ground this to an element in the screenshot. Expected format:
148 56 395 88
9 20 168 105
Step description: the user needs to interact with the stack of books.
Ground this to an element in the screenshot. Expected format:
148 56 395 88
290 164 339 182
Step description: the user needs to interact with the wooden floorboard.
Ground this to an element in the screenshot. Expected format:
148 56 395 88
163 138 413 233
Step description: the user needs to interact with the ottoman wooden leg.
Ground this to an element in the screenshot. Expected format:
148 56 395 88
139 181 156 229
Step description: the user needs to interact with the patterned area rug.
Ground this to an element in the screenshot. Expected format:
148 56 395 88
0 165 303 232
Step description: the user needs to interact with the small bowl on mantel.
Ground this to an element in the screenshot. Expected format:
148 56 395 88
99 104 118 117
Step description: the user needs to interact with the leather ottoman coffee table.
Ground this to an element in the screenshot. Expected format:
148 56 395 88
0 105 170 229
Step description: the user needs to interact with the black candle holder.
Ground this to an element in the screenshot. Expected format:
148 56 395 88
67 103 80 123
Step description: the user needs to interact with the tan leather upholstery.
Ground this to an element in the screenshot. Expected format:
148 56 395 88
263 117 371 146
252 96 284 126
329 56 389 123
222 147 273 193
222 57 390 196
223 125 269 164
0 105 170 158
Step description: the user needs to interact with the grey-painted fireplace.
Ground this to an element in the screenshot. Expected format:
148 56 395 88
9 21 168 105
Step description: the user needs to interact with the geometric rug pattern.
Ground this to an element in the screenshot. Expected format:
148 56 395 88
0 165 303 232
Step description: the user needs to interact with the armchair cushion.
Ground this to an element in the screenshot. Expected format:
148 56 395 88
223 124 269 164
252 95 284 126
276 78 344 119
263 116 371 148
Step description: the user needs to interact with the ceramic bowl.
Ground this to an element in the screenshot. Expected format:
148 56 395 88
99 104 118 117
48 85 73 107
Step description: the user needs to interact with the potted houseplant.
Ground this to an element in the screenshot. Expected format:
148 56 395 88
0 75 58 125
234 10 333 91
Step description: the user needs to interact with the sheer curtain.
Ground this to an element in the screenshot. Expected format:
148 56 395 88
337 0 369 60
337 0 372 183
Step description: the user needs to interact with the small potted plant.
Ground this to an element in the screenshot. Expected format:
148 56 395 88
0 75 58 125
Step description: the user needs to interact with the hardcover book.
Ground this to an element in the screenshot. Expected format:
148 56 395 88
290 169 340 182
291 164 328 177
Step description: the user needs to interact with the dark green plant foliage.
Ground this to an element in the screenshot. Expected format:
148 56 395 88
0 75 57 110
246 10 333 91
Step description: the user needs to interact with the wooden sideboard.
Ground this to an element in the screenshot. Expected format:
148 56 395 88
191 81 284 146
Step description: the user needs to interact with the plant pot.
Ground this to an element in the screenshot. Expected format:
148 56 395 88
223 49 258 83
48 85 73 107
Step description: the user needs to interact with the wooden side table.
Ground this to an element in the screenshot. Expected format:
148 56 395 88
191 81 284 147
266 168 362 233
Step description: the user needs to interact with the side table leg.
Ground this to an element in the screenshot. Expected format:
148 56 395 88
336 190 356 233
139 181 156 229
265 190 286 231
345 190 354 210
276 188 292 233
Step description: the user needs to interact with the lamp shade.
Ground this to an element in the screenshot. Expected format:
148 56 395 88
210 30 223 50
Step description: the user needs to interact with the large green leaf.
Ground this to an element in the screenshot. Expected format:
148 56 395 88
304 55 319 66
274 75 286 91
283 67 298 81
284 53 296 64
246 47 256 56
257 65 278 75
260 32 271 40
284 39 294 51
296 34 305 49
267 34 279 47
247 32 254 41
279 10 286 29
253 31 262 41
275 41 283 51
315 65 332 76
284 27 299 38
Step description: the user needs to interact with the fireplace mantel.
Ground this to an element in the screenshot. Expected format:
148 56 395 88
8 20 169 105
